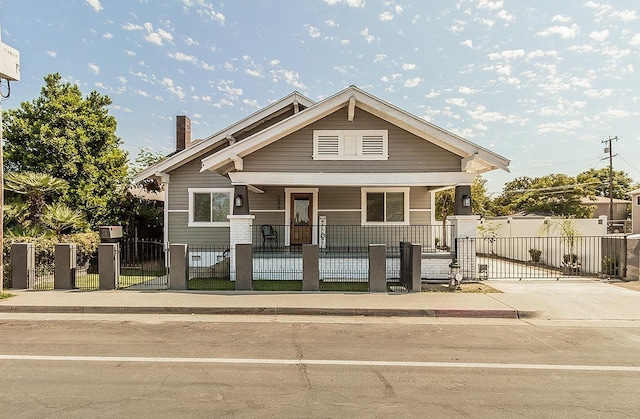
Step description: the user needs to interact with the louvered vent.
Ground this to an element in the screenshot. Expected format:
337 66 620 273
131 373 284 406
361 135 385 155
316 135 340 156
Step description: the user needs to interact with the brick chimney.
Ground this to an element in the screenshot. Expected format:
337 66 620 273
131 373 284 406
176 115 191 151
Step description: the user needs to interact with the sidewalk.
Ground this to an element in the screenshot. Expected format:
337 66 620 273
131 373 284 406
1 279 639 320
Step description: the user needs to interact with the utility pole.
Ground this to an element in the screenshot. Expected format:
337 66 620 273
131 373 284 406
602 136 618 233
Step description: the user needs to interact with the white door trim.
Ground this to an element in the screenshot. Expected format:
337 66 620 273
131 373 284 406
285 188 319 247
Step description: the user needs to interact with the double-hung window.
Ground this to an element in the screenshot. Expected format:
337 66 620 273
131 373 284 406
313 130 388 160
361 188 409 225
188 188 233 226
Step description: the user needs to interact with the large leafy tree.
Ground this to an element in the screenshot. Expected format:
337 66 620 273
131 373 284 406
3 73 129 226
576 168 636 199
493 174 596 217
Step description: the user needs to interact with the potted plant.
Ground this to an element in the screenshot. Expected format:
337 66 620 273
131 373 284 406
562 253 580 275
529 248 542 263
601 256 619 277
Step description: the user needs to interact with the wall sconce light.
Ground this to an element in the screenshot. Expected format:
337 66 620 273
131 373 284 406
462 195 471 208
235 194 243 207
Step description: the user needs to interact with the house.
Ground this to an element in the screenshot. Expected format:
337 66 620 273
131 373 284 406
133 86 510 278
581 196 631 233
629 188 640 234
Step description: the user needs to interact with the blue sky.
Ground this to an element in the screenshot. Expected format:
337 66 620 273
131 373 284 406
1 0 639 195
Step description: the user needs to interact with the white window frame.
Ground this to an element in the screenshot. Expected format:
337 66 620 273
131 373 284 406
361 187 410 226
188 188 234 227
313 130 388 160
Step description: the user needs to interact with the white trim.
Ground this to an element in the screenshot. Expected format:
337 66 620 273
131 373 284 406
285 188 319 246
168 209 189 213
318 209 361 212
162 174 170 250
188 188 234 227
228 171 476 186
361 187 410 226
249 209 286 213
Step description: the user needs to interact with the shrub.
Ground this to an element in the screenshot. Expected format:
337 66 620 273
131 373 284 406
602 256 619 276
529 248 542 263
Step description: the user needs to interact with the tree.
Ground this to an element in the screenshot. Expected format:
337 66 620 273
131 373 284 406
576 168 635 199
493 174 595 217
4 171 68 224
3 73 129 226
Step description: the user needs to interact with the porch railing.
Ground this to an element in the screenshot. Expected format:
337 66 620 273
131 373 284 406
251 224 454 253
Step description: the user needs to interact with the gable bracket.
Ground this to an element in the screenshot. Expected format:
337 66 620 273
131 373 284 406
230 154 244 171
348 95 356 122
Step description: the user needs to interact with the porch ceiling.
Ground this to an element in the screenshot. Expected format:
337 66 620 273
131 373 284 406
228 171 476 187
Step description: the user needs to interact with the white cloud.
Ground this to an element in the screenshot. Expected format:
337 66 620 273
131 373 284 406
584 88 613 98
88 63 100 75
589 29 609 42
374 54 386 62
217 81 243 100
467 105 505 122
134 89 149 97
446 97 468 107
86 0 102 12
610 10 638 22
102 32 113 39
597 108 630 119
184 37 199 46
304 24 321 38
404 77 421 87
270 60 280 66
325 19 338 27
270 69 306 90
402 63 416 70
117 76 127 84
537 120 582 134
361 28 375 43
488 49 525 61
46 50 57 58
126 50 136 56
161 78 185 99
536 23 580 39
477 0 503 10
602 46 631 59
458 86 477 94
496 10 514 22
122 23 143 31
461 39 473 48
324 0 366 7
552 15 571 23
630 34 640 45
526 49 558 59
450 19 466 34
379 12 394 21
168 51 198 64
426 90 440 98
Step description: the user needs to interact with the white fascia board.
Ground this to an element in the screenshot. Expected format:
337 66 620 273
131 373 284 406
228 172 476 187
133 91 316 183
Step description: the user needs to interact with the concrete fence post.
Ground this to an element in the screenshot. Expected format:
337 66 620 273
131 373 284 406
235 243 253 291
410 243 422 292
303 244 319 291
11 243 34 289
369 244 387 292
54 243 77 289
169 244 188 290
98 243 120 290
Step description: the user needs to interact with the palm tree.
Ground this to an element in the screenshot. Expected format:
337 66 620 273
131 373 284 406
41 203 88 235
4 172 69 225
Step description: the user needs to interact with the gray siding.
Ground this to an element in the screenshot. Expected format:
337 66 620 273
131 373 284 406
166 158 233 246
243 107 461 173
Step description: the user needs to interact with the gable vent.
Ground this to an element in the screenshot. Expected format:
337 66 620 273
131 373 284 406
361 135 385 155
316 135 340 156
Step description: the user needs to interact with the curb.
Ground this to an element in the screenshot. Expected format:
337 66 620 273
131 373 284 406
0 305 524 319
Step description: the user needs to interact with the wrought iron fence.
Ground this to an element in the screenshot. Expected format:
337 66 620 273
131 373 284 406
186 245 232 290
458 235 622 280
32 245 54 290
75 248 99 290
119 239 168 289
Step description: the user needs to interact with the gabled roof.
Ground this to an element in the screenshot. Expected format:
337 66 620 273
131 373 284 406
629 188 640 195
132 91 315 183
581 196 631 205
200 85 510 174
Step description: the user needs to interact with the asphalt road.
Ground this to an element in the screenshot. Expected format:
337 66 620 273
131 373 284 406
1 316 640 418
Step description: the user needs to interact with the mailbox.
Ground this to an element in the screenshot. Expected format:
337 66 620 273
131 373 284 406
100 226 123 241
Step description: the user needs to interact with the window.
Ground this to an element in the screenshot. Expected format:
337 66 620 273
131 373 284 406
361 188 409 225
313 130 388 160
188 188 233 226
637 196 640 206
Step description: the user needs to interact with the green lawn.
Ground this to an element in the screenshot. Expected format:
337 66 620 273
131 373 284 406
188 277 371 292
0 292 15 299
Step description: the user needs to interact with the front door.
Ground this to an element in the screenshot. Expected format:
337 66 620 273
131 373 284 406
290 193 313 245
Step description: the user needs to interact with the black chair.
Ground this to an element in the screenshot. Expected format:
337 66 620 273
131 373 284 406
261 225 278 248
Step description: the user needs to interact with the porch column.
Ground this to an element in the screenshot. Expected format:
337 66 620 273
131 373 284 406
449 215 480 280
228 214 255 281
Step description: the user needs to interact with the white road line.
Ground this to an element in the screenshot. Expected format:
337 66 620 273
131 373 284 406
1 354 639 372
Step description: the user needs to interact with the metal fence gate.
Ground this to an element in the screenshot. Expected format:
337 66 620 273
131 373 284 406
119 239 168 289
458 236 626 280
